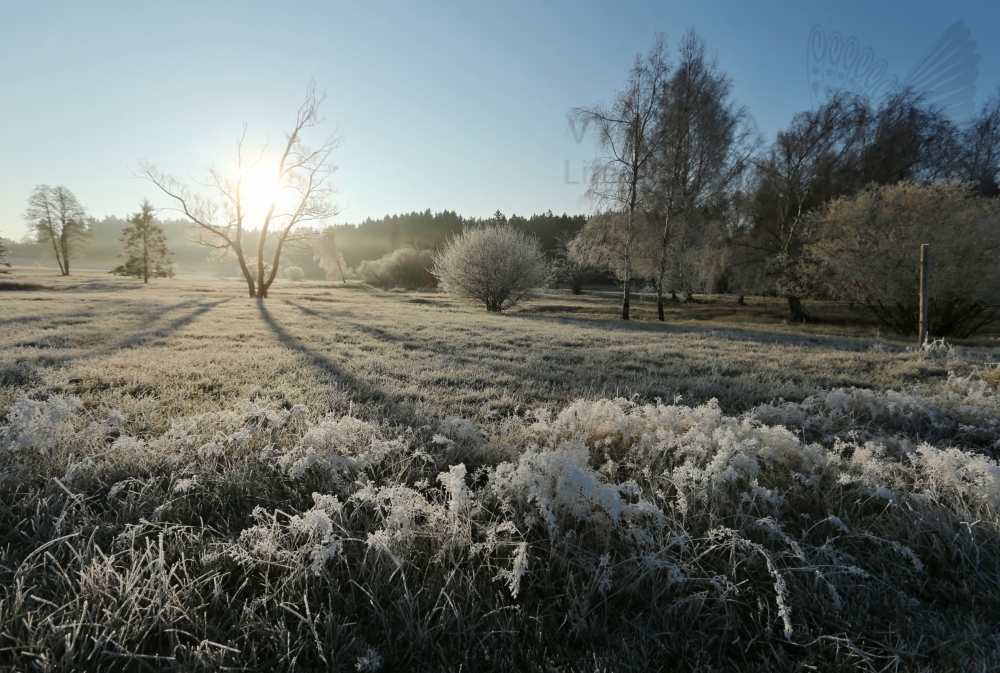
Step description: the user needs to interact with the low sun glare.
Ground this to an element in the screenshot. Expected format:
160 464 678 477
240 161 283 219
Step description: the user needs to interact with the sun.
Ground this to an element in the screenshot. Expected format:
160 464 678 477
239 162 282 218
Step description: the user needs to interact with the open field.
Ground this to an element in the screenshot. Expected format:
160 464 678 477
2 269 1000 671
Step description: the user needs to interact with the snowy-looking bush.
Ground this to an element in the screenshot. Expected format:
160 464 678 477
358 247 435 289
283 265 305 281
432 224 551 312
804 182 1000 337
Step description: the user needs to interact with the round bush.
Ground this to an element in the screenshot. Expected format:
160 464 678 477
358 248 436 289
432 225 551 312
284 266 305 281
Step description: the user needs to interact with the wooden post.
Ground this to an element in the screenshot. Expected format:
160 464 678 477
918 243 929 346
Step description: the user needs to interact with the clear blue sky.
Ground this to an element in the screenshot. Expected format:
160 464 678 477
2 0 998 240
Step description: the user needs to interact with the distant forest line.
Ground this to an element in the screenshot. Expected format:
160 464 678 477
2 210 587 279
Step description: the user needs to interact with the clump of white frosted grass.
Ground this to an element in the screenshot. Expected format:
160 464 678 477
438 462 469 515
1 394 82 451
488 437 665 539
755 369 1000 453
2 392 1000 670
234 495 345 576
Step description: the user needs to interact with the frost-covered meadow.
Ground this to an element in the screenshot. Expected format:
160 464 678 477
2 271 1000 671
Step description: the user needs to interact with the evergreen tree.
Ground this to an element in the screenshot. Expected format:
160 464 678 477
111 200 174 282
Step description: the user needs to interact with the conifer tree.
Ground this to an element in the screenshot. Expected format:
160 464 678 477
111 200 174 282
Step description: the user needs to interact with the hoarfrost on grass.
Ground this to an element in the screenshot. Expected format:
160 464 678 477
3 385 1000 670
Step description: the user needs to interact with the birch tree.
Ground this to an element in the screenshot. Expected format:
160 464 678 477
744 94 869 321
646 30 757 319
571 36 669 320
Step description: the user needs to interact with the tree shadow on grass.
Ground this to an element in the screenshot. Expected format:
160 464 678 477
279 298 723 412
277 298 882 416
1 300 230 383
283 299 405 345
0 298 204 330
510 311 910 354
256 300 421 425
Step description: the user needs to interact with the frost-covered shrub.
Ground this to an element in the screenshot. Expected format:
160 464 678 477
284 265 305 281
805 182 1000 337
358 247 436 289
432 224 551 312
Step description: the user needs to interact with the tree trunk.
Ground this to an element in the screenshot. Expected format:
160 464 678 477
621 280 631 320
61 233 70 275
786 295 808 322
571 277 583 294
737 293 745 306
47 229 66 275
232 242 256 297
653 212 670 323
258 236 289 299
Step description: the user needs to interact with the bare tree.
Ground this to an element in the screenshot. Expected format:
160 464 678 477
715 173 768 304
743 93 869 321
958 87 1000 197
571 36 670 320
432 224 550 312
857 89 958 186
646 30 758 319
313 226 351 282
111 200 174 283
138 83 341 298
743 90 963 321
23 185 91 276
